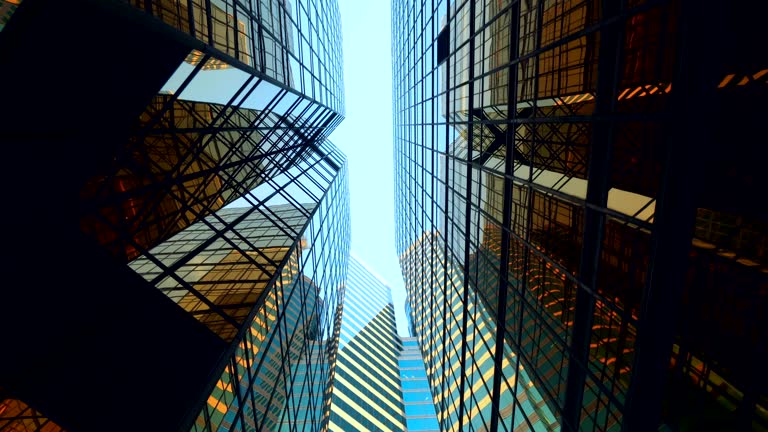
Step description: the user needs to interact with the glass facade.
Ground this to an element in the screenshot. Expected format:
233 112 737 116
399 337 440 432
400 233 557 431
1 0 348 431
393 0 767 431
74 0 345 267
81 41 344 263
181 168 350 432
121 0 344 112
0 399 64 432
328 255 407 432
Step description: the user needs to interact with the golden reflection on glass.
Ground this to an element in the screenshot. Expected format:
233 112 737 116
80 93 291 262
0 398 65 432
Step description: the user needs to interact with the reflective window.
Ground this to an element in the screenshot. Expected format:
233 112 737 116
403 391 433 403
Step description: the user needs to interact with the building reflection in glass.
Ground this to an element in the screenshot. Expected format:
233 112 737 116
394 0 767 430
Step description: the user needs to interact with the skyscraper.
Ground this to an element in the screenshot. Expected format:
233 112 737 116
128 202 348 432
398 336 440 432
393 0 767 431
0 0 349 431
328 255 407 432
400 232 557 431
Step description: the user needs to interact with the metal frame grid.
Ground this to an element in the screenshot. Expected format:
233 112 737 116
80 41 344 264
124 0 344 113
393 0 767 431
76 135 348 432
183 140 351 432
4 0 349 430
0 398 64 432
75 0 345 430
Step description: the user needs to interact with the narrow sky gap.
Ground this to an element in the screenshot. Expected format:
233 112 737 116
331 0 410 336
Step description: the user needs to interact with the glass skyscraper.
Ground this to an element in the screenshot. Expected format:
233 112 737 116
0 0 349 431
129 201 349 432
328 255 407 432
399 337 440 432
400 233 557 431
393 0 766 431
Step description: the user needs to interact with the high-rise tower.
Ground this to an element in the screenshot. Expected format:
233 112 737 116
328 255 407 432
0 0 349 431
393 0 767 430
398 336 440 432
400 233 557 431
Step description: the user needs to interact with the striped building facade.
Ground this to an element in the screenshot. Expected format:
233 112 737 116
328 256 407 432
400 233 558 431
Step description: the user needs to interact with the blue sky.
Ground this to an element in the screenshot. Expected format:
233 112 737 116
330 0 410 336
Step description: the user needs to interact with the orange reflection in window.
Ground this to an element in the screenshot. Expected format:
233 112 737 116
0 398 65 432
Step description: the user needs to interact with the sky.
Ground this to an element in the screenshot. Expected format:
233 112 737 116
329 0 411 336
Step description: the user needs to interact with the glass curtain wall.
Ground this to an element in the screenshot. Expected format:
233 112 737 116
393 0 767 430
1 0 349 430
180 141 351 431
399 337 440 432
